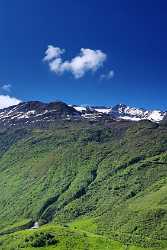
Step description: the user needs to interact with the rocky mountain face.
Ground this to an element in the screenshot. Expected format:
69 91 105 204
0 101 166 129
0 101 80 128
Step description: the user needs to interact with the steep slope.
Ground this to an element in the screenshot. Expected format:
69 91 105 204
0 101 81 129
0 119 167 249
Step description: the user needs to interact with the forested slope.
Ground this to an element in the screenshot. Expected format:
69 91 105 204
0 120 167 249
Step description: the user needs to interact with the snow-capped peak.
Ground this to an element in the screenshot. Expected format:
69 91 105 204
72 104 166 123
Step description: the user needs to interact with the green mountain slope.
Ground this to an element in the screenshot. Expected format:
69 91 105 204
0 220 154 250
0 120 167 249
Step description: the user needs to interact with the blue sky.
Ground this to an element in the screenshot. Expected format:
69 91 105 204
0 0 166 110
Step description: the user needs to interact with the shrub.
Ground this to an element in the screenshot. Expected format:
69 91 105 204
24 232 58 247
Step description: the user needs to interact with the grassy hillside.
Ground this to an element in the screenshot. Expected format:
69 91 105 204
0 218 160 250
0 120 167 249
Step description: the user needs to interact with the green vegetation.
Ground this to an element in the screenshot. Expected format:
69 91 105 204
0 120 167 249
0 220 157 250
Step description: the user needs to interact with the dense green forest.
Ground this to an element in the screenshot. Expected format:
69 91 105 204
0 119 167 249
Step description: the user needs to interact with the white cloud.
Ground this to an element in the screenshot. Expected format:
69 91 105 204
43 45 65 61
1 84 12 92
44 45 107 79
100 70 115 80
0 95 21 109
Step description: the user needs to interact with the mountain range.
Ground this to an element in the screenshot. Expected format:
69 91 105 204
0 100 167 250
0 101 166 129
73 103 166 122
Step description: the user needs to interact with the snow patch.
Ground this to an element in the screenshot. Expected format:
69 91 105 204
147 110 164 122
94 108 111 114
120 116 142 121
74 106 87 112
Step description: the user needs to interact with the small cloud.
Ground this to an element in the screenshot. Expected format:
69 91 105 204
43 45 65 61
44 45 107 79
108 70 115 79
0 95 21 109
100 70 115 80
1 84 12 92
